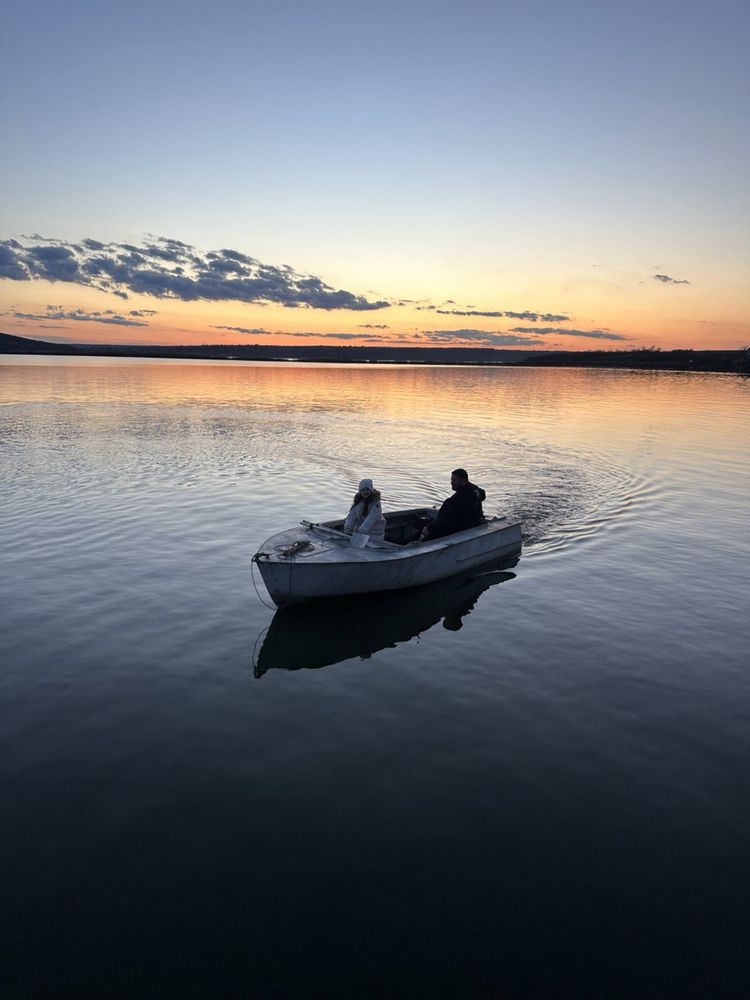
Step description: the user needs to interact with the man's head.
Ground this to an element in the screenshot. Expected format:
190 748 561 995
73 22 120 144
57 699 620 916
451 468 469 491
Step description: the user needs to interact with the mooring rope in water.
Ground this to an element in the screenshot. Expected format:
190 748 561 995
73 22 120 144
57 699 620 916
250 556 277 611
251 623 271 677
250 530 280 611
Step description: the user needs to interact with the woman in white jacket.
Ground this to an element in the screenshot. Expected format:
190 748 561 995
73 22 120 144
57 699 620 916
343 478 386 540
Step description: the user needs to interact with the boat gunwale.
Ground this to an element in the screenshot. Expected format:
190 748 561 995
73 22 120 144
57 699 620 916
255 511 522 568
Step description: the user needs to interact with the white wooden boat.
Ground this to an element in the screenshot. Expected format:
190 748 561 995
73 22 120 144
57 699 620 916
252 507 522 607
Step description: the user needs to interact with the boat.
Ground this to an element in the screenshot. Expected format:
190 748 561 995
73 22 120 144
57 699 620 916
253 561 518 676
252 507 522 607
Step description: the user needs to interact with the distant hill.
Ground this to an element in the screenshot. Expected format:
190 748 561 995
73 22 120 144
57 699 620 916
0 332 82 355
0 332 535 365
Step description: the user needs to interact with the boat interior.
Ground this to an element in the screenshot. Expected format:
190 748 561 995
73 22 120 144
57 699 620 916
321 507 439 546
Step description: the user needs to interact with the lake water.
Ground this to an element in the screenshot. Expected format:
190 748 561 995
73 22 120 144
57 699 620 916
1 356 749 999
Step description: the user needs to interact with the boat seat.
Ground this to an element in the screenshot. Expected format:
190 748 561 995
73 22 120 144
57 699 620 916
384 510 436 545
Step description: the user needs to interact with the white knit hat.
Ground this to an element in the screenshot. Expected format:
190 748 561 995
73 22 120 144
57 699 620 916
359 478 374 492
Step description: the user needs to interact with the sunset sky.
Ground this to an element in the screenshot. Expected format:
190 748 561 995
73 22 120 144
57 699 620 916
1 0 748 351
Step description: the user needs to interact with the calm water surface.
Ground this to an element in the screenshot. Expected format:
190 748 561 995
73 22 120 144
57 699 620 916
1 357 749 998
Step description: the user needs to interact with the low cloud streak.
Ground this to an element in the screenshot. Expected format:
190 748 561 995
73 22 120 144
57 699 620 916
212 325 272 335
422 306 571 322
510 326 629 341
211 325 391 342
653 273 690 285
420 328 543 346
2 305 152 327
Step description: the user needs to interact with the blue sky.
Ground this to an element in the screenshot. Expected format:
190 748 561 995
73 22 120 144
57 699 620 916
1 0 748 348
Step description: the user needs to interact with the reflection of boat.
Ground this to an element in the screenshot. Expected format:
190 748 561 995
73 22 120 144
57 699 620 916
253 558 518 676
252 508 522 607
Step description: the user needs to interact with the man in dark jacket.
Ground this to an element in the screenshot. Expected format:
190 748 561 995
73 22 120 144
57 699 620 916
420 468 486 541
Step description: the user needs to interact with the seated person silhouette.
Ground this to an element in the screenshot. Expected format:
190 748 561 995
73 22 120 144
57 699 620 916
420 468 486 541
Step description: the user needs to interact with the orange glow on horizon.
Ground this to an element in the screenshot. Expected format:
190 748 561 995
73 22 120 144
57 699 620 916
1 273 747 351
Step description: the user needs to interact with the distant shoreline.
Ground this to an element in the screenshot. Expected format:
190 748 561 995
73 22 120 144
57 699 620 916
1 332 748 374
510 347 749 375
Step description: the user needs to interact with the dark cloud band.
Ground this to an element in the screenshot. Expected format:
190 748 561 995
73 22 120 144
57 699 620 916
0 236 390 312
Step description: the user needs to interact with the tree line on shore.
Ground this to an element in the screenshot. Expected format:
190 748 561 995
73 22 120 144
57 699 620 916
1 331 748 374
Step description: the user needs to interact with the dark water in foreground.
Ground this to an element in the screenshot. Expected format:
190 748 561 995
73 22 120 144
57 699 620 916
1 357 749 998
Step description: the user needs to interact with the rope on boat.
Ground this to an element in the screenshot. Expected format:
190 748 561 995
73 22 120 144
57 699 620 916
251 530 280 611
276 539 314 558
251 533 322 609
250 523 348 608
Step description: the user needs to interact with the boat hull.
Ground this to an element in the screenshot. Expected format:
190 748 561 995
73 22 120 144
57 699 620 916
253 512 522 606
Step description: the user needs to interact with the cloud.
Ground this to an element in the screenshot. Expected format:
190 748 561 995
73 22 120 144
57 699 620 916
2 305 151 327
653 273 690 285
0 235 390 311
510 326 629 341
421 329 544 346
425 306 571 322
0 242 28 280
358 323 389 328
435 309 505 317
211 325 273 335
503 311 570 322
284 332 392 341
24 245 82 282
212 327 536 346
210 325 391 342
